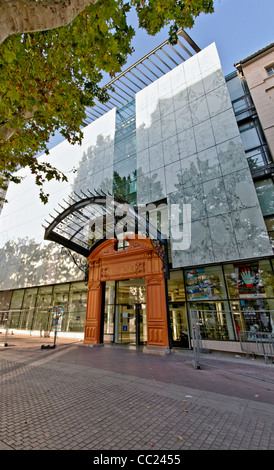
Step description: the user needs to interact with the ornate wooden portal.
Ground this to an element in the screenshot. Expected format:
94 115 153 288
83 236 169 349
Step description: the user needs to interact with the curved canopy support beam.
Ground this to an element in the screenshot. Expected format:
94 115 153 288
43 192 169 278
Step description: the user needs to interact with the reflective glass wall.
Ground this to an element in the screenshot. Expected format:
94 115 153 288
0 281 87 335
113 99 137 206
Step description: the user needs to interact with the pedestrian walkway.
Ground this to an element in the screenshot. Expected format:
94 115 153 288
1 334 274 451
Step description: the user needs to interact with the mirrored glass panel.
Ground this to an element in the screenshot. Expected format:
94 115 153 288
67 282 87 332
9 289 25 328
32 285 53 332
19 288 38 330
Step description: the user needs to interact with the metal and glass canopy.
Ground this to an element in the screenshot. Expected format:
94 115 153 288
43 191 169 277
83 29 200 126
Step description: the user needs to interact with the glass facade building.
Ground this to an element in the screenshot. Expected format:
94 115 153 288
0 39 273 353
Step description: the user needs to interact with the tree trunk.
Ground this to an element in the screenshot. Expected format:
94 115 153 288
0 0 100 44
0 107 37 140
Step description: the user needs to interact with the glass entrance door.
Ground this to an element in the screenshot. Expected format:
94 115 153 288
119 304 136 344
118 303 147 345
104 278 147 346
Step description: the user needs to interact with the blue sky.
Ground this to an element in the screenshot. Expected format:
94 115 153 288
127 0 274 76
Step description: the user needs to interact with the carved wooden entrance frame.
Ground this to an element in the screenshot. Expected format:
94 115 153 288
83 236 169 349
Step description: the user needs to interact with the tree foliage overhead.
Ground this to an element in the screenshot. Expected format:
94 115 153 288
0 0 214 204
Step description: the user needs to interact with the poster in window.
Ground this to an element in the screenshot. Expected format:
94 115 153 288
234 263 266 298
184 268 211 300
52 307 64 331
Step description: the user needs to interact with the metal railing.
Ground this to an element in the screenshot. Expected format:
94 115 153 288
239 331 274 364
190 309 202 369
190 309 274 368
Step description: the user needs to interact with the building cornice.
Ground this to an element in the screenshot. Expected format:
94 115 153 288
235 43 274 75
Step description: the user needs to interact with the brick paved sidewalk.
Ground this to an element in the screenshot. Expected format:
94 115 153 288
1 338 274 451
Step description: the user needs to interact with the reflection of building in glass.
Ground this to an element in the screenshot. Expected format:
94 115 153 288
0 34 273 354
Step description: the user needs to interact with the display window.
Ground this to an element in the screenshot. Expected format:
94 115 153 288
184 266 226 301
224 260 274 299
232 298 274 337
188 301 235 341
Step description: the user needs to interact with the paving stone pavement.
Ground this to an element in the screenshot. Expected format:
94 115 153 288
1 335 274 453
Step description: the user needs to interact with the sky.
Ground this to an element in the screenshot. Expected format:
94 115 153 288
126 0 274 76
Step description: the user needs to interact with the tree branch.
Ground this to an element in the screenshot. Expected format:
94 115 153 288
0 0 100 44
0 107 37 140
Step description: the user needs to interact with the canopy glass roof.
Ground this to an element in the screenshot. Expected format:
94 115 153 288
43 191 166 257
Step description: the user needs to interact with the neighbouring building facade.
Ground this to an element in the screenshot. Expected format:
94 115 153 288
233 43 274 254
0 32 273 354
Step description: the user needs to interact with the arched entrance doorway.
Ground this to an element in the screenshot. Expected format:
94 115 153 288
84 236 170 351
43 193 170 351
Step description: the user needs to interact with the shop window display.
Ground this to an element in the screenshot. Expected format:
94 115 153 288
184 266 226 301
184 266 234 340
190 301 234 341
224 260 274 336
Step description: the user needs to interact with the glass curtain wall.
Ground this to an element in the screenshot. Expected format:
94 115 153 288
19 287 38 330
67 282 87 332
225 72 254 121
113 99 137 206
0 281 88 334
0 289 12 328
8 289 25 329
32 285 53 334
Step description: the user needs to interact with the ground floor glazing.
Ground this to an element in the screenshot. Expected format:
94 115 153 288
0 257 273 348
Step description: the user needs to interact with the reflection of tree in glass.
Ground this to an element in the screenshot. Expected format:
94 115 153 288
113 170 137 204
136 168 165 204
71 134 114 196
0 238 83 290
